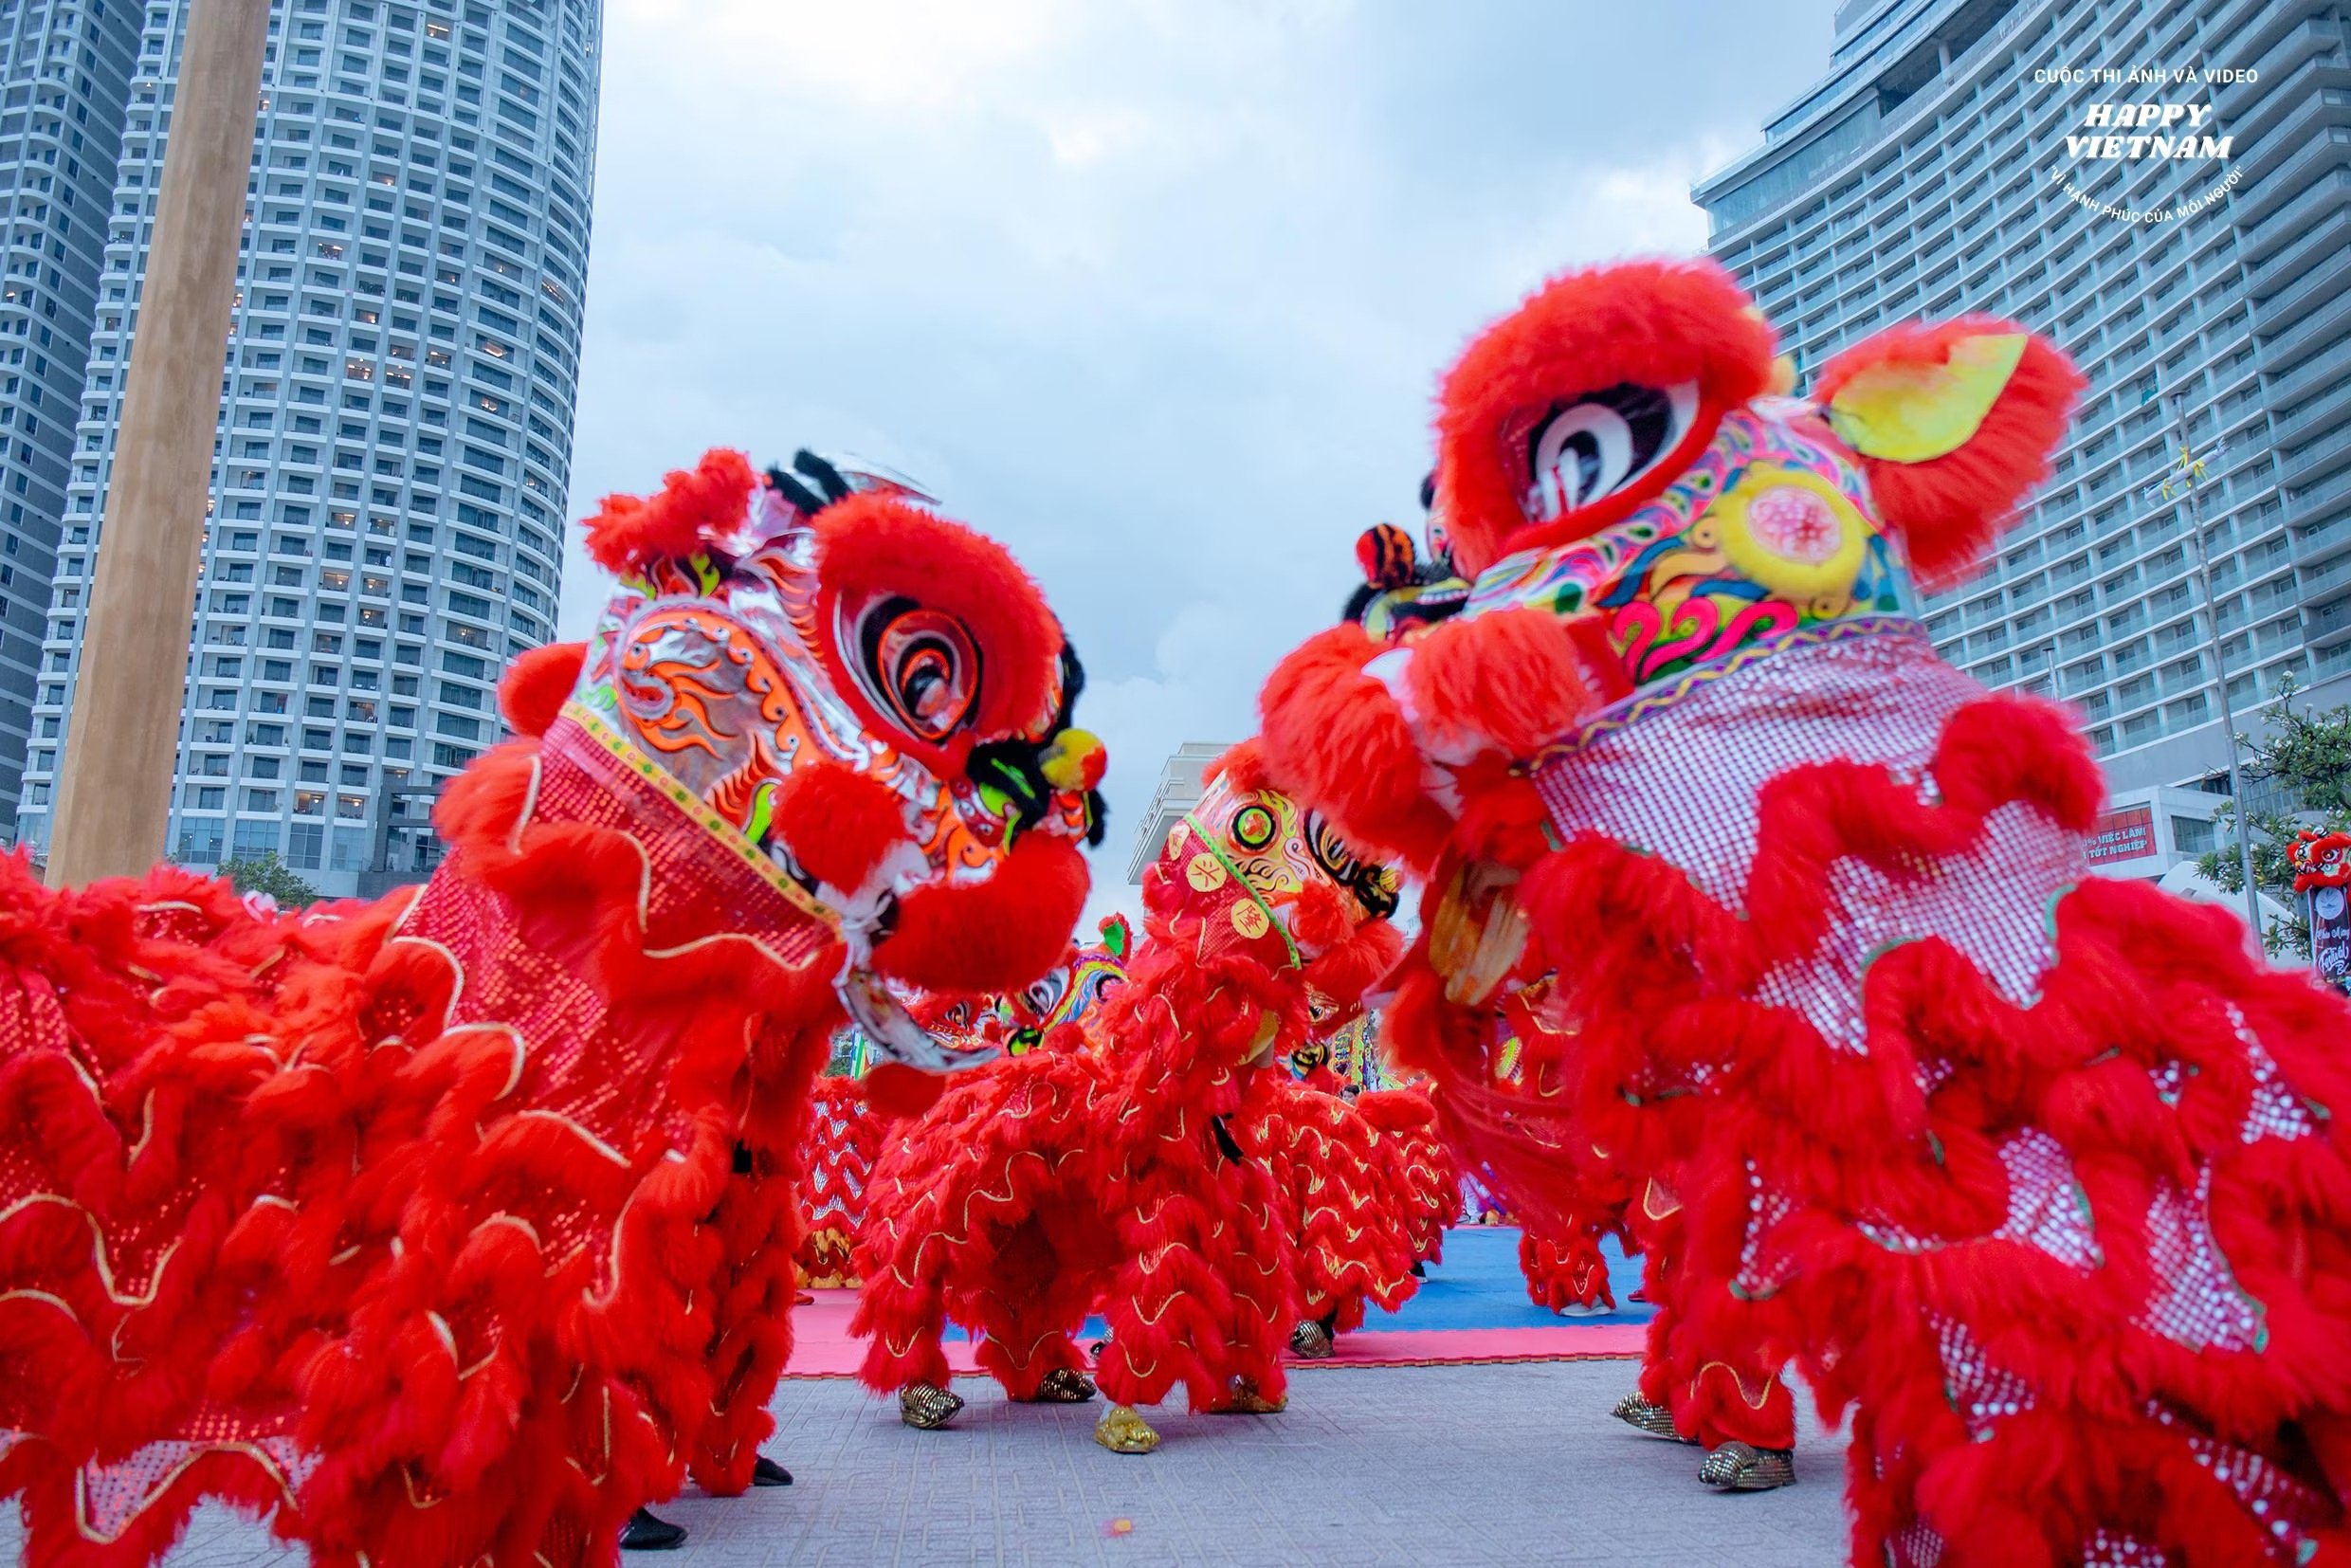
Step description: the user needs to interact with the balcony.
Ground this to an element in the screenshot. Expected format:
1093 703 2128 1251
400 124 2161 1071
2260 286 2351 380
2243 168 2351 268
2250 229 2351 340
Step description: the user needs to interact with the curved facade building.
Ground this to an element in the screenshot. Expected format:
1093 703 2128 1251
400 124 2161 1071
14 0 602 897
1696 0 2350 800
0 0 142 829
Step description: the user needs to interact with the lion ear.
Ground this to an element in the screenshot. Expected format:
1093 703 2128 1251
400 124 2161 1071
1825 332 2030 463
498 641 590 737
1813 318 2083 591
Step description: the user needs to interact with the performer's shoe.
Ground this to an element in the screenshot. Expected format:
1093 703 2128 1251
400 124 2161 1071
621 1508 688 1551
1218 1378 1286 1414
1094 1404 1160 1454
1410 1260 1427 1278
899 1383 964 1430
751 1455 793 1486
1697 1441 1796 1491
1288 1319 1336 1358
1556 1300 1613 1318
1026 1367 1097 1403
1611 1394 1698 1443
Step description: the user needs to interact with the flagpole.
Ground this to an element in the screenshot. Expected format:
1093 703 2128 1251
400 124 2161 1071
2169 392 2264 939
45 0 270 886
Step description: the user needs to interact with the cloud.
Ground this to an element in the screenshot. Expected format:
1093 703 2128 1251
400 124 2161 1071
557 0 1835 923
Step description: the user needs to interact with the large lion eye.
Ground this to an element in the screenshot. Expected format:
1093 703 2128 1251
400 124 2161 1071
852 595 979 743
1523 381 1699 520
1306 811 1398 920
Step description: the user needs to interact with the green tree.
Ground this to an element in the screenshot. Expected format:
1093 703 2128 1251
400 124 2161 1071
2196 677 2351 957
218 849 320 909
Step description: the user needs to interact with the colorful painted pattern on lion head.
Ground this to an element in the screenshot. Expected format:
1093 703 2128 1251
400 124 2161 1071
1143 774 1399 973
562 448 1106 1041
1000 913 1133 1051
1394 259 2075 704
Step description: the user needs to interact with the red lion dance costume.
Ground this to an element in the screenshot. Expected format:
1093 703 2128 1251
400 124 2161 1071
797 1076 882 1290
0 448 1104 1566
852 755 1400 1452
1258 259 2351 1562
1232 934 1432 1358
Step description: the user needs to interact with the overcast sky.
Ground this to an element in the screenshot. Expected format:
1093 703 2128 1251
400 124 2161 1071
555 0 1835 923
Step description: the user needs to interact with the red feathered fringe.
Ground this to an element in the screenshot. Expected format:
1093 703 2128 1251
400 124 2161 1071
851 931 1305 1419
1236 1076 1421 1337
581 447 758 579
1434 259 1777 577
0 723 851 1566
1390 693 2351 1562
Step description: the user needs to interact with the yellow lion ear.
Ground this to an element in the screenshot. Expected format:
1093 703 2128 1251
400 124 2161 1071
1825 333 2029 465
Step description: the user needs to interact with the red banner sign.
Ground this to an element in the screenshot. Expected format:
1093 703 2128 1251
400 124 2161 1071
2087 805 2156 866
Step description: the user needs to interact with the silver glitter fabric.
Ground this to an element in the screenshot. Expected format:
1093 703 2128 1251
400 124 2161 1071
1733 1158 1800 1299
1929 1314 2036 1441
75 1427 315 1542
2134 1166 2267 1353
2231 1009 2321 1146
1886 1519 1947 1568
2080 1530 2173 1566
2166 1406 2333 1564
1854 1127 2103 1272
1751 799 2081 1055
1531 626 1999 914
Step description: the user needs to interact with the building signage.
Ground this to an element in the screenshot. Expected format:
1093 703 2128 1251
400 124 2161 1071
2087 805 2157 866
2311 885 2351 989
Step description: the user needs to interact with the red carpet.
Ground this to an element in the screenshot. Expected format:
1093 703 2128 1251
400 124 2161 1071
779 1289 1642 1379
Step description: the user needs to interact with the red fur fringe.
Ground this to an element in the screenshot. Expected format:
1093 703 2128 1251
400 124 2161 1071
581 448 758 578
874 832 1089 996
852 931 1308 1415
810 492 1063 754
1256 624 1453 870
498 642 588 738
1435 259 1777 576
1389 694 2351 1559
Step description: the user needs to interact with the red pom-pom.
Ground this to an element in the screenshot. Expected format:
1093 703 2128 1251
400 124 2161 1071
770 762 910 894
498 642 587 738
581 448 758 578
862 1062 949 1120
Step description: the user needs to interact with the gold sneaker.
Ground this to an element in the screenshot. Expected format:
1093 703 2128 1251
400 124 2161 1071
899 1383 964 1431
1220 1379 1286 1414
1288 1320 1336 1358
1094 1404 1160 1454
1611 1393 1696 1443
1697 1441 1797 1491
1030 1368 1097 1403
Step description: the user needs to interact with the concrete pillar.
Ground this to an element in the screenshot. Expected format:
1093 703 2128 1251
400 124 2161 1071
46 0 270 886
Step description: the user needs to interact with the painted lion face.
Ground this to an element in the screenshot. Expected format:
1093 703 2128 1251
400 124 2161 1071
1145 774 1399 970
572 449 1104 1040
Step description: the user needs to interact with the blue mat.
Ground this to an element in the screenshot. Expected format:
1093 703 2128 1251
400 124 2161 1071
943 1227 1651 1340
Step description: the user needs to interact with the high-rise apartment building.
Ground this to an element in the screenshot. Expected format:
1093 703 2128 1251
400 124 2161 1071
11 0 602 896
0 0 142 827
1694 0 2350 797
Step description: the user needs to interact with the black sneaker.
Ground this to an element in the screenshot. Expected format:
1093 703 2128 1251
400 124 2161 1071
752 1455 793 1486
621 1507 688 1551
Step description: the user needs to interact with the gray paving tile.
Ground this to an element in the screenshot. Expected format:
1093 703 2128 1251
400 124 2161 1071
0 1361 1852 1565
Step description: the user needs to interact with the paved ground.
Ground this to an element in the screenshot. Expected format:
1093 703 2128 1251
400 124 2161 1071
1 1360 1853 1565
